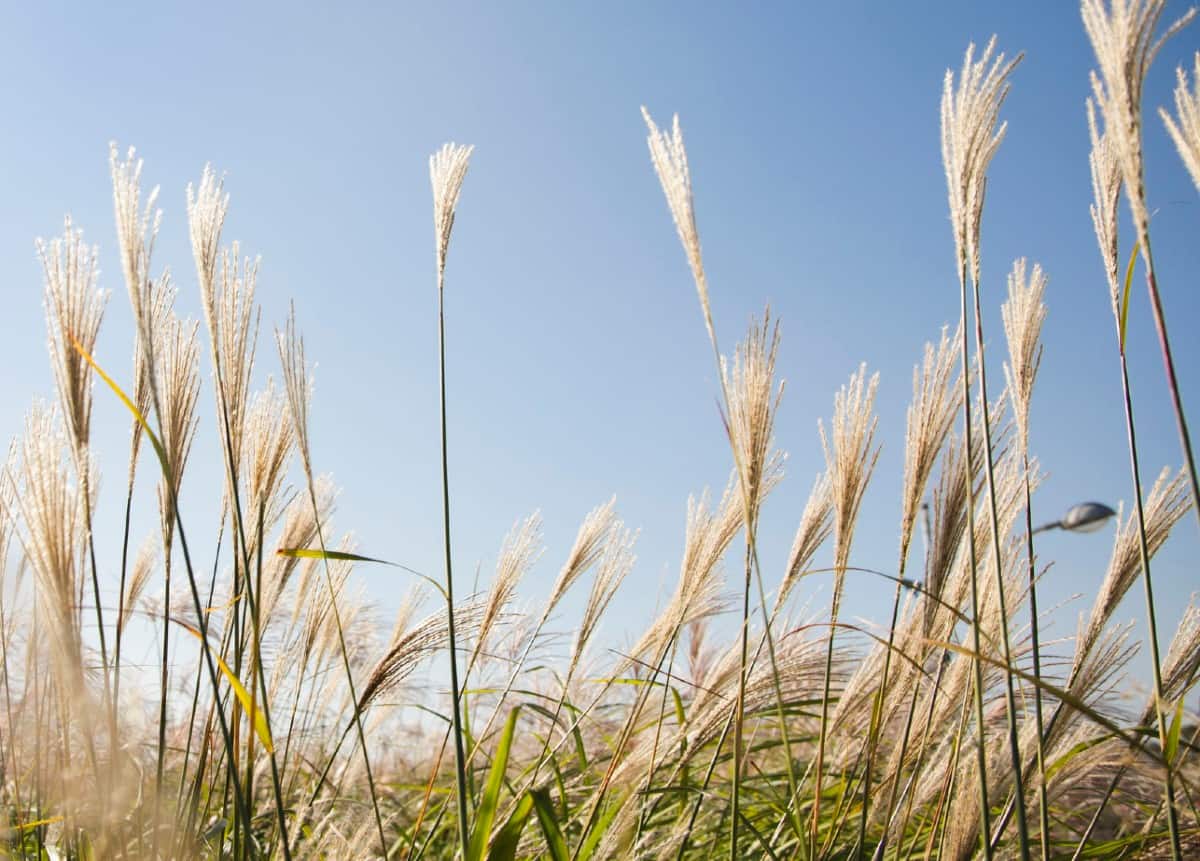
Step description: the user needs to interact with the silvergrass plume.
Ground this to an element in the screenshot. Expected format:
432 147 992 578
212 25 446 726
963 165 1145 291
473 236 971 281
1075 467 1192 669
128 274 174 478
1160 52 1200 191
1001 260 1047 456
431 142 474 280
642 108 714 348
572 522 637 664
154 306 201 524
940 36 1021 285
109 143 163 377
778 472 832 610
475 512 543 658
121 535 157 634
38 220 108 454
820 363 881 610
1088 100 1124 314
547 497 617 615
720 309 785 532
1161 595 1200 702
13 404 85 685
1082 0 1194 264
901 326 961 565
357 600 486 714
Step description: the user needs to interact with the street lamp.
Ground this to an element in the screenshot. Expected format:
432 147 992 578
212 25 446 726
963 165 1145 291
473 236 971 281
904 500 1117 592
1032 501 1117 535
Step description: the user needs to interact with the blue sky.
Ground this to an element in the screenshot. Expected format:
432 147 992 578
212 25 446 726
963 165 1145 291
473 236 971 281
1 2 1197 688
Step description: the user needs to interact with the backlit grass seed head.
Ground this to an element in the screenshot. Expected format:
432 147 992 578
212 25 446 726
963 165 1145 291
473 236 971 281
477 513 543 655
121 534 157 633
820 363 881 610
721 309 785 530
109 143 162 359
1161 52 1200 191
128 273 175 478
547 497 617 617
573 522 636 665
1162 595 1200 702
155 309 201 502
358 600 486 713
38 217 108 453
941 36 1021 285
187 163 229 299
206 245 261 477
244 379 295 536
642 108 715 345
1001 259 1047 455
1082 0 1195 260
430 142 474 280
1088 100 1124 314
630 483 742 666
900 326 960 565
14 404 85 677
277 305 315 479
778 472 832 610
1077 466 1191 666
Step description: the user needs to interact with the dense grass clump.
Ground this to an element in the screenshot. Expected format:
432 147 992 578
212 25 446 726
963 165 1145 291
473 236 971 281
2 2 1200 858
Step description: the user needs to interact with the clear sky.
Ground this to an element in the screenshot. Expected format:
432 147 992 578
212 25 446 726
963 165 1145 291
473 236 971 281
1 2 1197 690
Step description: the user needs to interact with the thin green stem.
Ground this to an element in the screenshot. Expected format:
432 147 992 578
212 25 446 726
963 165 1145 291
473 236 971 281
1019 455 1049 861
969 270 1030 861
1140 236 1200 535
731 542 752 860
438 278 472 861
957 261 993 861
1112 334 1181 860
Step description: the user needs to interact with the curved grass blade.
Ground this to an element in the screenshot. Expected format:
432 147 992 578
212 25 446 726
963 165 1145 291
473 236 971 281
277 547 446 598
16 815 64 832
531 788 570 861
69 334 169 477
178 620 273 753
1165 697 1184 766
488 792 534 861
468 706 521 861
576 795 622 861
1119 241 1140 353
931 639 1160 757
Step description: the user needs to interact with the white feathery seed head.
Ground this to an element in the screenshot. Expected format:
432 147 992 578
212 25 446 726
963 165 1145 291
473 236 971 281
1162 595 1200 702
1160 51 1200 191
573 522 636 665
546 497 618 616
778 472 833 611
1087 98 1125 314
941 37 1022 286
900 326 960 565
109 143 162 358
430 142 474 280
642 107 718 348
720 309 785 531
277 304 315 480
820 363 881 611
477 512 543 652
1082 0 1195 260
187 162 229 302
37 217 108 454
13 403 85 679
1001 258 1048 455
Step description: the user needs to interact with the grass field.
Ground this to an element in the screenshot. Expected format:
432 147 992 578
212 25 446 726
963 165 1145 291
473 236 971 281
2 1 1200 858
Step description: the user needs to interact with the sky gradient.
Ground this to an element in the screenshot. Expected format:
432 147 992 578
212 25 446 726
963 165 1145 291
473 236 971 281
1 2 1198 692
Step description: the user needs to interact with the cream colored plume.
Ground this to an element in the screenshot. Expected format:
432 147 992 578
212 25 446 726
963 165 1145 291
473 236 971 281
430 142 474 280
1160 52 1200 191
